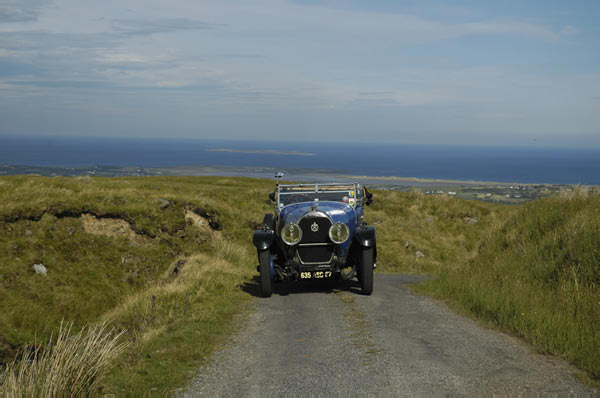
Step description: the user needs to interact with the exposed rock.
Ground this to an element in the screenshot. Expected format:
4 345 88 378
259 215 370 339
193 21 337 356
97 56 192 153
185 210 210 231
25 228 33 236
185 207 222 231
81 214 146 244
33 263 47 275
415 251 425 259
465 217 478 225
157 198 170 209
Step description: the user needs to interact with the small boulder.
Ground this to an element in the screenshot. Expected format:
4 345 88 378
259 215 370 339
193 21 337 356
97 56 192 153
25 228 33 236
32 263 47 276
464 217 478 225
415 251 425 258
157 198 170 209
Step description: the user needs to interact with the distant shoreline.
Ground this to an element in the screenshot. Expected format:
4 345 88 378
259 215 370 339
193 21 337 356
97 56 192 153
334 174 555 187
152 166 557 186
1 163 588 187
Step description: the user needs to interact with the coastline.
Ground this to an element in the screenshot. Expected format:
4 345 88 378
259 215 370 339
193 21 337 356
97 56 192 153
0 163 586 187
334 174 556 187
1 163 591 205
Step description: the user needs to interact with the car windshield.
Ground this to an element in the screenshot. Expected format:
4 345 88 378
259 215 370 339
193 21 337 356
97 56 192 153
278 184 358 207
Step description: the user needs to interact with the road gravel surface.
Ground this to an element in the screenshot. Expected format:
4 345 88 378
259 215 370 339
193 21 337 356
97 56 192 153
184 274 595 397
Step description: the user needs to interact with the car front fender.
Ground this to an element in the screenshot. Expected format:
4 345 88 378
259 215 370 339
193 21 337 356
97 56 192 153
253 230 276 251
354 226 376 248
354 226 377 263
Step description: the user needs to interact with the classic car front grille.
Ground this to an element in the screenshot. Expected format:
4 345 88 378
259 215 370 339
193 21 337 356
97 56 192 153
297 244 334 264
299 216 331 244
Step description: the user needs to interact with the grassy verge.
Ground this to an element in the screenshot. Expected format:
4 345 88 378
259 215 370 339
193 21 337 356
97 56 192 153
99 238 257 395
418 188 600 382
353 187 599 384
0 322 128 396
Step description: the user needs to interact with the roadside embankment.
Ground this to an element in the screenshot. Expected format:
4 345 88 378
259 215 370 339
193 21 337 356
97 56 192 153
0 175 273 395
420 188 600 383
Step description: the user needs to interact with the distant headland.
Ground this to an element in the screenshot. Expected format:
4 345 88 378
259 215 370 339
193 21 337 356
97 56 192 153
205 148 315 156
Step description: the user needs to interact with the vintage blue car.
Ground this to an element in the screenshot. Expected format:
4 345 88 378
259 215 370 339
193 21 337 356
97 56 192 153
253 182 376 297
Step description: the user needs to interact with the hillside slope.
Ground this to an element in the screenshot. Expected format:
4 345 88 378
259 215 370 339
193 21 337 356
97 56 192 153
0 176 597 392
422 188 600 381
0 176 274 393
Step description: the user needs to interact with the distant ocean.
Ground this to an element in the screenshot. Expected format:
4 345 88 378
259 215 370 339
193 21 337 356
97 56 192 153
1 135 599 185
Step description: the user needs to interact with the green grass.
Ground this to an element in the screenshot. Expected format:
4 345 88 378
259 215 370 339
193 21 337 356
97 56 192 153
99 241 257 395
0 176 598 392
419 188 600 381
367 189 506 273
1 322 128 397
0 175 273 393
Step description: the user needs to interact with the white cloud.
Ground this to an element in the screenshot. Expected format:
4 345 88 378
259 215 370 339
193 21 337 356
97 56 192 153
0 0 596 144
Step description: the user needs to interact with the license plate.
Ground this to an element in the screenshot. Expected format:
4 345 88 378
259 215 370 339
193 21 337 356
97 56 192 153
300 271 332 279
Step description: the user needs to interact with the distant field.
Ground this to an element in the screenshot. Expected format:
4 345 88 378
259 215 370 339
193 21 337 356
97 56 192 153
0 176 598 394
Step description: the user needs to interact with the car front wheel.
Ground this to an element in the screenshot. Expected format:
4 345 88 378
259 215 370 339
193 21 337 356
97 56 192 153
258 249 272 298
359 247 374 295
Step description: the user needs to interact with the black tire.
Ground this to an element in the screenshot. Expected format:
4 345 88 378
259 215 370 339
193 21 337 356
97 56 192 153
359 247 374 295
258 249 272 298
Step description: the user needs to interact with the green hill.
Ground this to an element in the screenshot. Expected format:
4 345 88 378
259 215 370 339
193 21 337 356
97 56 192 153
422 188 600 382
0 176 597 394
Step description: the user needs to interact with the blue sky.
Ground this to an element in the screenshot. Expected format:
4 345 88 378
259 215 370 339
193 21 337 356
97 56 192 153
0 0 599 147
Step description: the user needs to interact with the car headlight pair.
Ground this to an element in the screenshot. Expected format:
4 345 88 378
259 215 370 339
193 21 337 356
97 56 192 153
281 222 349 245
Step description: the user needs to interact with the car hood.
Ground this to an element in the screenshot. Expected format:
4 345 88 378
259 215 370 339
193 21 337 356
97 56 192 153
280 201 357 226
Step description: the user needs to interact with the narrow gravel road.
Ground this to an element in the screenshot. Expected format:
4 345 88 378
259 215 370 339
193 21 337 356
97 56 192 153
184 274 595 397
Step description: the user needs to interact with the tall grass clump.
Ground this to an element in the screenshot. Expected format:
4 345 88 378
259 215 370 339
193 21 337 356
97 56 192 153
0 322 128 397
422 188 600 380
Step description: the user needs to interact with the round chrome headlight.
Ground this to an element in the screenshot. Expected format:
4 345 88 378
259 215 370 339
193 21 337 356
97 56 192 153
329 222 350 244
281 222 302 245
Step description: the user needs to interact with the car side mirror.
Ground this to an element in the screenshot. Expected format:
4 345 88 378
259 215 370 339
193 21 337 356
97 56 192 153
268 192 276 202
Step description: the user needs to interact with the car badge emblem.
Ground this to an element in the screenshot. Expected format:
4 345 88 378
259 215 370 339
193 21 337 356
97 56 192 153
311 222 319 232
